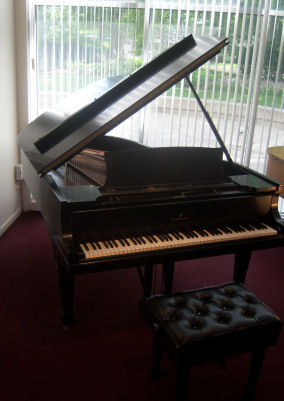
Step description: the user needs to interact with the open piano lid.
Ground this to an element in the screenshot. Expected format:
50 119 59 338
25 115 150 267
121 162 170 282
18 35 228 176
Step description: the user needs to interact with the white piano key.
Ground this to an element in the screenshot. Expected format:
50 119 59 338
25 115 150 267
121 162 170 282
79 221 278 260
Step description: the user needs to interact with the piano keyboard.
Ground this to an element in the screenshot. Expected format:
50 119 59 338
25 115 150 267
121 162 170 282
78 220 278 260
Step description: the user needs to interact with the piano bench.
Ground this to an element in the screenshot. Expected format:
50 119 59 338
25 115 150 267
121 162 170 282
143 282 282 401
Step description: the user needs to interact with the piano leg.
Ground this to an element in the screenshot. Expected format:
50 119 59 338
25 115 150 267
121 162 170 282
144 264 154 298
56 259 74 327
161 251 252 293
137 265 154 299
162 262 175 294
233 250 252 283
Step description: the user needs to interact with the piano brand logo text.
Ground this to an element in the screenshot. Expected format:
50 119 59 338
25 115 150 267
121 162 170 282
172 213 188 222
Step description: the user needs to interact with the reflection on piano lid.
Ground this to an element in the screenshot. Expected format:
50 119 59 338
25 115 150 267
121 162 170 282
18 35 229 176
67 147 225 190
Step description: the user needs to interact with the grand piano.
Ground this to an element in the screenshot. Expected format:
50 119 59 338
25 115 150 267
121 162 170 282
18 34 284 326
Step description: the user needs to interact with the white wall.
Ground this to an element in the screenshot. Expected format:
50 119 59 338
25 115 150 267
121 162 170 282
0 0 22 236
14 0 29 134
14 0 36 213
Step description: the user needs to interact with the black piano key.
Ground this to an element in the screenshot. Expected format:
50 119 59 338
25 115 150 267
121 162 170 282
249 220 266 230
147 231 158 243
133 234 142 245
235 224 246 233
159 231 169 241
241 223 254 231
137 234 146 244
95 240 102 249
208 225 222 235
218 224 232 234
118 238 126 247
183 225 199 238
191 229 199 238
106 239 114 248
122 235 130 246
227 223 244 233
186 230 198 239
176 231 184 239
111 238 119 248
167 228 180 240
129 236 137 245
162 230 174 241
156 234 165 242
193 226 209 237
177 226 189 239
169 227 183 239
145 235 154 244
85 242 94 252
134 232 146 245
102 240 109 248
179 230 190 239
204 227 217 236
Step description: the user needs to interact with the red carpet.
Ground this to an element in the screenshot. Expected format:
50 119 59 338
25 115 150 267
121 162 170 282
0 211 283 401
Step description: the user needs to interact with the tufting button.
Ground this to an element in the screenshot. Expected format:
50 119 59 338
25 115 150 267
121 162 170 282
193 303 209 316
189 316 205 330
241 305 256 318
219 298 234 311
196 291 212 304
220 286 237 298
174 297 188 309
243 294 258 304
162 309 181 321
215 311 232 324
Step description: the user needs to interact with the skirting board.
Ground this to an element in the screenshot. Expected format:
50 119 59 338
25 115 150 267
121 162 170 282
0 207 22 237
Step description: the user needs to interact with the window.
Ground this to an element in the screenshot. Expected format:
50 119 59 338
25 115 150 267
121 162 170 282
28 1 283 181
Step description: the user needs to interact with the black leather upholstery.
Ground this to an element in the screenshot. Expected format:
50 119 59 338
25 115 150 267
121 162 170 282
143 282 282 401
144 282 282 354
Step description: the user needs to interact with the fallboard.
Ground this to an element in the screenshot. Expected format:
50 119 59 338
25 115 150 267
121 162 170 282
71 193 274 239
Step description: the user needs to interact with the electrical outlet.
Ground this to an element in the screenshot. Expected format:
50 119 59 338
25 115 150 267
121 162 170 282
15 164 23 181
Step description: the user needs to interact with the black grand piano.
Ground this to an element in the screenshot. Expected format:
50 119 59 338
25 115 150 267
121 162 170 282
18 34 284 326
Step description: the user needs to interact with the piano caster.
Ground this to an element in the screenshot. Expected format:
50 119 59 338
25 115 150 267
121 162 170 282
61 311 74 328
137 265 154 310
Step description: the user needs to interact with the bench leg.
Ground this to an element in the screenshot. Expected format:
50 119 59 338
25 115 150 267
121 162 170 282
56 259 74 327
245 347 266 400
162 261 175 294
176 360 190 401
152 331 162 380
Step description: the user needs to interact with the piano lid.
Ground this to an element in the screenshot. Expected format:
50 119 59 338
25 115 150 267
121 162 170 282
18 34 228 176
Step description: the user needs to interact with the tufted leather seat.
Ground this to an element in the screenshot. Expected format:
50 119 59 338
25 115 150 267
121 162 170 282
143 282 282 401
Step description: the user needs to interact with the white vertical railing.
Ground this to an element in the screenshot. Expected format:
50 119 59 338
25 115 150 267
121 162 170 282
231 0 249 161
262 2 284 171
28 0 284 172
244 0 270 167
